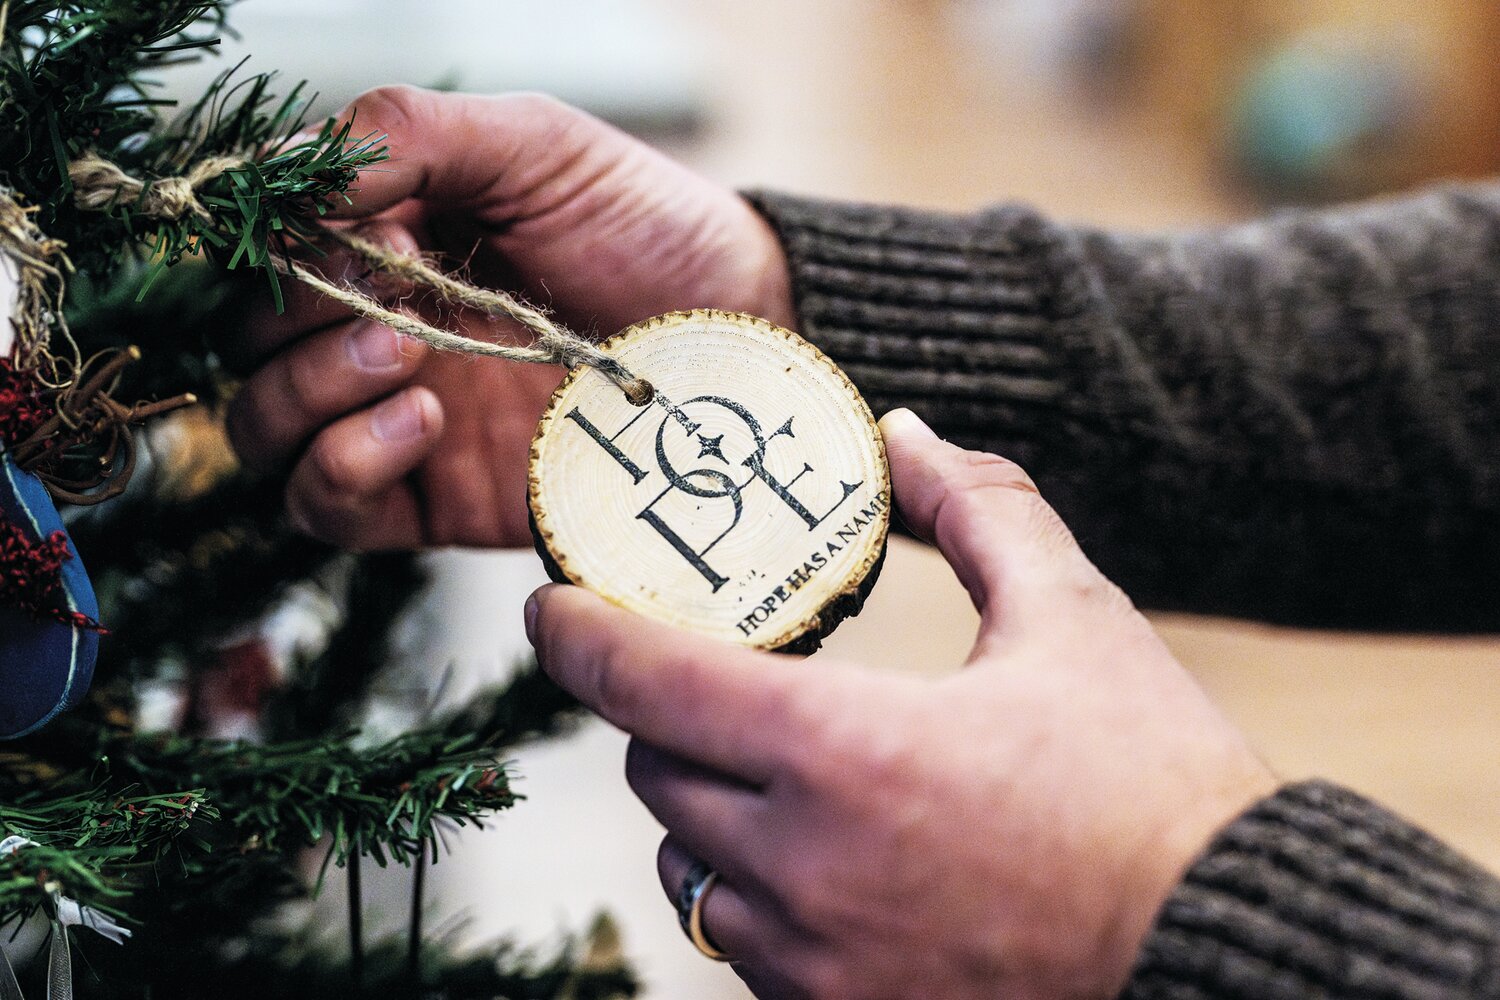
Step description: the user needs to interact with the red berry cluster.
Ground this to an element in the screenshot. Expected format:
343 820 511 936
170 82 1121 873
0 358 51 448
0 514 104 632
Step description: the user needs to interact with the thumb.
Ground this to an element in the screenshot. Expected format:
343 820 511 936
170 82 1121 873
878 408 1091 639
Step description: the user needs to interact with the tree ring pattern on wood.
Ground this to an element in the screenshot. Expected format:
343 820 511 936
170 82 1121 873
528 310 890 654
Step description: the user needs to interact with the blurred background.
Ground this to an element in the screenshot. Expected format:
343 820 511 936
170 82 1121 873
159 1 1500 997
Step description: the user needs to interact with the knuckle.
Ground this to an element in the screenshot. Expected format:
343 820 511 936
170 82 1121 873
773 854 835 931
959 449 1037 493
654 837 676 890
939 480 996 529
931 453 1038 529
661 653 712 716
283 480 338 544
799 963 847 1000
307 433 362 496
495 90 573 121
938 450 1084 559
806 711 860 782
1082 570 1139 617
774 685 835 789
1020 488 1077 552
1044 549 1140 623
587 639 643 723
492 92 601 171
812 695 917 804
850 716 918 794
623 740 655 798
753 672 802 736
282 346 328 418
350 84 424 132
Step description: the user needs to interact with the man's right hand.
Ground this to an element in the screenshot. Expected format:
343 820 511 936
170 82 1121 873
228 86 794 550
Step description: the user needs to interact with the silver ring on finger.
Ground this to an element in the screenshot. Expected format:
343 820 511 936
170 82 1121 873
677 860 732 962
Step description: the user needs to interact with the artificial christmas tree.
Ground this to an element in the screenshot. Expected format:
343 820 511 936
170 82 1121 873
0 3 637 996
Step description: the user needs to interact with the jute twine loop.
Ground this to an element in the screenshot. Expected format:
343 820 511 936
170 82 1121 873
0 187 73 373
67 154 655 405
0 185 194 502
68 153 245 224
328 230 652 404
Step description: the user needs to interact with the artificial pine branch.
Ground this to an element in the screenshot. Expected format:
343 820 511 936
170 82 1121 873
0 663 581 934
0 726 517 927
0 840 126 923
84 94 386 307
2 2 386 302
0 1 224 151
0 786 213 927
1 6 641 994
0 2 225 241
111 729 518 870
64 258 255 406
0 786 211 852
444 663 586 751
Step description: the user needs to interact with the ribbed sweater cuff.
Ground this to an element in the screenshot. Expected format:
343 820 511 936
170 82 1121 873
1123 780 1500 1000
744 190 1102 460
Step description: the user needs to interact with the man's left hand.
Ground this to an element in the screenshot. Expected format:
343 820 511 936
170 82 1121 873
527 408 1276 1000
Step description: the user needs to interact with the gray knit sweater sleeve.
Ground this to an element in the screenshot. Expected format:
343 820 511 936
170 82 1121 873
747 188 1500 999
1125 781 1500 1000
748 186 1500 632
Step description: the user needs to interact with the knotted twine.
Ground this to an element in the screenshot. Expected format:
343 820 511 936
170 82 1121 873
0 189 71 375
67 154 656 406
2 182 199 500
68 153 244 226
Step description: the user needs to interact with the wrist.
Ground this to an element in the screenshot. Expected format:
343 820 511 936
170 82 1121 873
1098 759 1279 998
737 196 797 331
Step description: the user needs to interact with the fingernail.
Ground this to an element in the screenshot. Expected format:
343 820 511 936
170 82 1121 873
880 407 938 441
346 323 402 371
372 392 428 442
523 593 540 643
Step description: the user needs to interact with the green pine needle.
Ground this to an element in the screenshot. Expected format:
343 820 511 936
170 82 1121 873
0 7 631 994
2 2 387 286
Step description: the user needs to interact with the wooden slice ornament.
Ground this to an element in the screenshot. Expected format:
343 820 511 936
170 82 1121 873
273 234 890 652
529 310 890 654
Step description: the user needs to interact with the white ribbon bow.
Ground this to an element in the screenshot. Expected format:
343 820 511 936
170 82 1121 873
0 837 131 943
0 834 134 1000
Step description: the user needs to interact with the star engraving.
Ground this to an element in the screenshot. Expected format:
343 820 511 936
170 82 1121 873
696 433 727 462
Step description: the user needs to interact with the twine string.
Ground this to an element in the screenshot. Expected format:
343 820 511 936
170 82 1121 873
68 153 245 224
0 188 74 376
67 154 655 405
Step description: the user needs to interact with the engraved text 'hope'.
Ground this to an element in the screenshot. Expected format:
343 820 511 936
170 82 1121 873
565 394 862 592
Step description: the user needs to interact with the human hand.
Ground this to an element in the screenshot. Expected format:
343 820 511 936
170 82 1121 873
227 86 793 549
527 408 1276 1000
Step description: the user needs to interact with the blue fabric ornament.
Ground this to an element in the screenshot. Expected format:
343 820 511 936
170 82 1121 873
0 450 99 739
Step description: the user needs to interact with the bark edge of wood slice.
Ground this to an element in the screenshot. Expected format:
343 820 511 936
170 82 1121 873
528 309 890 655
